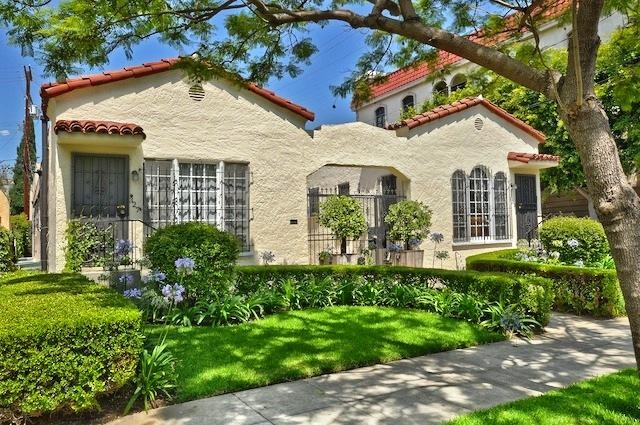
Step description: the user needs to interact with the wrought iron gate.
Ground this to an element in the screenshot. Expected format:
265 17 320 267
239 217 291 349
307 188 404 263
515 174 538 240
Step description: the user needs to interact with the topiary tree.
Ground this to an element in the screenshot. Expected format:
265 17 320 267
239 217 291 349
318 195 367 254
144 222 240 301
384 200 432 250
539 216 609 265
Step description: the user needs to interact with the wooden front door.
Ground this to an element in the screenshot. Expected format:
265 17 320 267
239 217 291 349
515 174 538 240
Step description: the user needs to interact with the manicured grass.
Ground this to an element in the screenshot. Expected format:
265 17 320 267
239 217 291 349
446 369 640 425
151 306 503 401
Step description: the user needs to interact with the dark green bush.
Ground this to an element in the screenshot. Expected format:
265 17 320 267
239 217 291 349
233 265 554 326
10 214 31 258
0 271 142 419
538 216 609 264
467 249 625 318
0 227 15 272
144 222 240 300
64 219 114 272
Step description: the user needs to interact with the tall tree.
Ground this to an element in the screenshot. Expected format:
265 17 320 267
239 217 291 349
9 117 36 215
2 0 640 369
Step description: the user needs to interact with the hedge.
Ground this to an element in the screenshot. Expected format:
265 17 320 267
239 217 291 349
0 271 143 419
466 249 625 318
234 265 554 326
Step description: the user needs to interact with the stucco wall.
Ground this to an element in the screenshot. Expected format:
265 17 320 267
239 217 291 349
45 71 544 271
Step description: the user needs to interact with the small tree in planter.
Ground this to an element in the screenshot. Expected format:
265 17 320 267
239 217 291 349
318 195 367 255
385 200 432 267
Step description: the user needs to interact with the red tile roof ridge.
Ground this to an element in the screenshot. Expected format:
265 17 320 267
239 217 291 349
507 151 560 163
41 58 315 122
369 0 571 99
54 119 146 139
387 95 546 143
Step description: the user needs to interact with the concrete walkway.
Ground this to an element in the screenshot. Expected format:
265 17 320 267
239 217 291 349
109 314 635 425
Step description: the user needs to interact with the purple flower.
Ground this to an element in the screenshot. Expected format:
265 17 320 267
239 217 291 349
175 257 195 275
567 239 579 248
429 232 444 243
387 243 402 253
161 283 186 303
114 239 133 256
123 288 142 299
118 273 134 285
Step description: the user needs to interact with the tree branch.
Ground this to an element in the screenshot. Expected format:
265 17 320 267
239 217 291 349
262 8 553 96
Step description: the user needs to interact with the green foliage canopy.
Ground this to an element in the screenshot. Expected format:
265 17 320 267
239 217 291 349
318 195 367 240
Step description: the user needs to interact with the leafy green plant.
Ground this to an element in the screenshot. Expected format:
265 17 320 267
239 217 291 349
384 200 432 249
10 214 30 258
480 302 541 338
0 227 15 272
318 195 367 254
124 342 176 414
539 216 609 264
144 222 239 301
64 219 114 272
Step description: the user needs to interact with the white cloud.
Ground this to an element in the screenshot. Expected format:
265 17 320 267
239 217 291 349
0 130 9 137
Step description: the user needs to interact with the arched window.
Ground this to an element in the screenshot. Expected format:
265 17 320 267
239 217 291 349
402 95 415 112
451 170 467 242
375 106 386 128
451 167 511 243
469 166 490 239
433 80 449 97
493 172 509 239
450 74 467 92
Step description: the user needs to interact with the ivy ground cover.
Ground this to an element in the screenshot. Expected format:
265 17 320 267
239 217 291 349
446 369 640 425
149 306 503 401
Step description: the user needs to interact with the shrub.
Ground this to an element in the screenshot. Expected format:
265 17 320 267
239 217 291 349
0 271 142 419
64 219 114 272
318 195 367 252
233 265 554 326
467 249 625 318
0 227 15 272
539 216 609 264
144 222 240 300
384 200 432 249
10 214 31 258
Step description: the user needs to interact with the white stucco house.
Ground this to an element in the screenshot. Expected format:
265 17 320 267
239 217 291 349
355 0 625 127
36 58 558 272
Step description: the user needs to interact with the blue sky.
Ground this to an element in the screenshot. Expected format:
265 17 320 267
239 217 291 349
0 22 369 169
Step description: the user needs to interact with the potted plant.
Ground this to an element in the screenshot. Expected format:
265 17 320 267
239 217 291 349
384 200 432 267
318 248 333 265
318 195 367 263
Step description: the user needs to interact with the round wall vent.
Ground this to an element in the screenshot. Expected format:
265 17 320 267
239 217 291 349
474 117 484 131
188 84 205 101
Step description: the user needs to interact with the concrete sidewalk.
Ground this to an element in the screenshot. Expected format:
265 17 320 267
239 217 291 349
108 314 634 425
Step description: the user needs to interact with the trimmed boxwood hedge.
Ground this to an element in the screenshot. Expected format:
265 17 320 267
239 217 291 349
466 249 625 318
234 265 554 326
0 271 143 418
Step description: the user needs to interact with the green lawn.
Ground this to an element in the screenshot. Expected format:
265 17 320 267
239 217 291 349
151 306 503 401
446 369 640 425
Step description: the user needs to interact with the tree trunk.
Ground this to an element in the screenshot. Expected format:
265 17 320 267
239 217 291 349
563 100 640 370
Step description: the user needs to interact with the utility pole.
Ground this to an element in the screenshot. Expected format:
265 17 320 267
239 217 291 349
22 65 32 218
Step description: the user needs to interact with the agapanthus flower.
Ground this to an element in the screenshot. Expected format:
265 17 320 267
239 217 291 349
118 273 134 285
123 288 142 299
429 232 444 243
567 239 579 248
574 260 585 267
387 243 402 253
114 239 134 256
161 283 186 303
175 257 195 275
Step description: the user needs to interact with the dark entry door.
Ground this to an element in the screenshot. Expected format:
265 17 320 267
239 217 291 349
72 155 128 218
515 174 538 240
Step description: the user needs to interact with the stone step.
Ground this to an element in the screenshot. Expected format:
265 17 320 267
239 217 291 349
17 257 41 270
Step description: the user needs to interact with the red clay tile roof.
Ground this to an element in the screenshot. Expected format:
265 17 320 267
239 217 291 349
41 58 315 121
508 151 560 163
54 120 146 139
388 96 546 143
369 0 571 99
